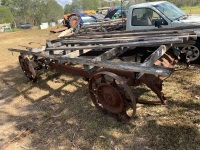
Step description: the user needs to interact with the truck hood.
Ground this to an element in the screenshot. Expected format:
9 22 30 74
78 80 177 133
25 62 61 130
171 14 200 36
177 14 200 25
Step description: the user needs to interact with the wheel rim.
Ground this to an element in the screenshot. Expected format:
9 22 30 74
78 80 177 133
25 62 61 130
89 71 136 122
182 46 200 62
19 55 37 82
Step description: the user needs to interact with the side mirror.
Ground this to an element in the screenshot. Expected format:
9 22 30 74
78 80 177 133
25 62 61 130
155 20 163 28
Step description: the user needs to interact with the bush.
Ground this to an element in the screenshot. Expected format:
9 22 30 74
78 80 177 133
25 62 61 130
0 6 13 24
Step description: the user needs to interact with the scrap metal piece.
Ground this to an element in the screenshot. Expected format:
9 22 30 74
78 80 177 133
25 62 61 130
138 49 181 104
50 27 68 33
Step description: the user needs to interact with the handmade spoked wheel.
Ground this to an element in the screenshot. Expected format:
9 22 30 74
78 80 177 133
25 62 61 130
89 71 136 122
19 55 37 82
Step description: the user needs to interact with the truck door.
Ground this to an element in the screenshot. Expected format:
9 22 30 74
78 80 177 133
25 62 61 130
127 8 171 31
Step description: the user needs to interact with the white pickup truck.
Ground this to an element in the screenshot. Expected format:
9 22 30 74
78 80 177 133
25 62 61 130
126 1 200 63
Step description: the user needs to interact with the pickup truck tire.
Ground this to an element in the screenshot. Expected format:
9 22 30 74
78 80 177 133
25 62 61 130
182 38 200 64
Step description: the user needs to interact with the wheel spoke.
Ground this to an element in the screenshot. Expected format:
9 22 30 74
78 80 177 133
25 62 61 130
18 56 37 82
101 74 106 83
182 45 200 62
89 71 137 122
92 79 99 88
110 78 116 86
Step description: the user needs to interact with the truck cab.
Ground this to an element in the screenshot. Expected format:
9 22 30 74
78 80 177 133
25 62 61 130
126 1 200 63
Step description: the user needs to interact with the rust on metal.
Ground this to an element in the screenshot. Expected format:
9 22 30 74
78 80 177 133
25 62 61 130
49 62 90 78
89 71 136 122
8 28 197 122
19 55 37 82
50 27 68 33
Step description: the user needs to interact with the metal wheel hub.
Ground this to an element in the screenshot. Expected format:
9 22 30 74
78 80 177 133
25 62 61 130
182 46 200 62
187 50 193 56
89 71 137 122
97 83 124 114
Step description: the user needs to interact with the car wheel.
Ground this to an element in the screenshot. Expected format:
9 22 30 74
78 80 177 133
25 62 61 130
182 45 200 64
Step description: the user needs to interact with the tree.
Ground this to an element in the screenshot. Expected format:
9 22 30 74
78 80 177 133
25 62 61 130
0 0 6 5
43 0 64 22
64 4 73 14
81 0 100 10
65 0 100 11
71 0 82 8
0 6 13 24
1 0 64 26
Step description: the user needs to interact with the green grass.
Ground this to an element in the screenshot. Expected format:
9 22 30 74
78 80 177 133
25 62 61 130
11 28 22 32
181 5 200 14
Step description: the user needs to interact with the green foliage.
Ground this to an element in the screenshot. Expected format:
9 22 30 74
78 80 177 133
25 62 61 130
0 0 6 5
2 0 200 27
43 0 64 22
1 0 64 26
0 6 13 24
81 0 99 10
64 0 100 14
64 0 124 13
64 4 73 14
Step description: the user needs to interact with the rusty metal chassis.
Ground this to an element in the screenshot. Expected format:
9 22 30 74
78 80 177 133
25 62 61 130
8 29 197 122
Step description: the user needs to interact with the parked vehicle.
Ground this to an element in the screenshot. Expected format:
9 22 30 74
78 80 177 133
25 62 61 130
126 1 200 63
20 24 32 29
63 8 120 29
63 13 98 29
81 16 97 25
63 1 200 63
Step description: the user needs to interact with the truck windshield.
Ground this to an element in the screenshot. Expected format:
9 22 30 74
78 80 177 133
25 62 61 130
154 2 185 21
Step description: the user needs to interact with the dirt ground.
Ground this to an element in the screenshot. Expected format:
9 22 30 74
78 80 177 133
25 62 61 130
0 29 200 150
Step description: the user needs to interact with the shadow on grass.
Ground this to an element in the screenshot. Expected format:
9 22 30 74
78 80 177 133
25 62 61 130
0 64 199 149
0 65 135 149
168 98 200 111
131 120 200 150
